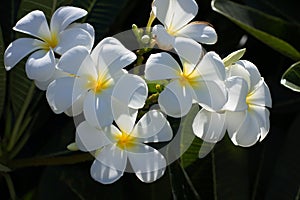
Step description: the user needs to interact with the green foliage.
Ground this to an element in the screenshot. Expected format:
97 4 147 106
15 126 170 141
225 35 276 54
0 26 6 119
281 61 300 92
212 0 300 61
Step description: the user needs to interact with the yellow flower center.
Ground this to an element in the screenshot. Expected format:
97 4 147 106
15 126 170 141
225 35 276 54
41 32 59 50
115 132 136 150
86 74 112 94
178 65 200 88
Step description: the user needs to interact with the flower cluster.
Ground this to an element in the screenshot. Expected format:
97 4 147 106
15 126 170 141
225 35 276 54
4 0 271 184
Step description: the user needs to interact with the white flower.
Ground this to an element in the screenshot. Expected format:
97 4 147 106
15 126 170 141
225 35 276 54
46 37 145 127
145 48 227 118
76 110 173 184
192 60 272 147
4 6 94 82
151 0 217 50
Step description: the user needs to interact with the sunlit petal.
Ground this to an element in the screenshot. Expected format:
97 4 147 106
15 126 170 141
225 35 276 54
46 77 85 114
112 74 148 109
76 121 111 152
173 37 202 67
25 49 55 81
158 80 193 117
127 143 166 182
249 105 270 142
13 10 51 40
91 37 136 75
152 25 175 50
176 22 217 44
83 91 114 128
192 109 226 143
247 80 272 108
90 160 124 184
4 38 43 70
67 23 95 41
223 76 248 111
140 119 173 143
145 52 181 80
152 0 198 30
95 144 127 172
196 52 226 81
50 6 87 33
236 60 261 91
34 68 68 91
55 28 93 55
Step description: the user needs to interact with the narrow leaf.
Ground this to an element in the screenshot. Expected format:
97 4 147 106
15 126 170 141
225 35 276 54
212 0 300 61
0 163 11 172
281 61 300 92
223 48 246 67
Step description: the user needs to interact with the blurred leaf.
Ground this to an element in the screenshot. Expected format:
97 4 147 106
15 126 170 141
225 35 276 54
179 104 200 168
265 113 300 199
73 0 130 42
0 26 6 119
281 61 300 92
212 136 250 200
212 0 300 61
169 160 201 200
0 163 11 172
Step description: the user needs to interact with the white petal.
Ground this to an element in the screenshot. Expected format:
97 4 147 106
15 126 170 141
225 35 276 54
76 121 111 152
112 74 148 109
4 38 43 70
111 96 138 134
91 37 136 76
249 105 270 142
152 0 198 31
196 52 226 81
64 94 84 117
223 76 248 111
152 25 175 50
95 144 127 172
176 22 218 44
90 160 124 184
145 52 181 81
68 23 95 40
158 80 193 117
57 45 94 75
34 68 68 91
83 91 114 128
193 80 227 112
192 109 226 143
227 111 260 147
55 28 93 55
13 10 51 40
248 80 272 108
173 37 202 66
140 119 173 143
226 63 251 90
46 77 85 114
236 60 261 91
50 6 87 33
25 49 55 81
127 143 166 182
131 110 170 139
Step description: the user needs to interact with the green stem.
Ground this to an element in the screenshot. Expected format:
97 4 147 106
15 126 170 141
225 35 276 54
2 173 17 200
7 83 35 152
8 153 93 170
212 149 218 200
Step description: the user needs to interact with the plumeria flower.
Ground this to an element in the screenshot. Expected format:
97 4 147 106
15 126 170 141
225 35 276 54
46 37 148 127
192 60 272 147
145 44 227 118
76 110 173 184
151 0 217 50
4 6 94 82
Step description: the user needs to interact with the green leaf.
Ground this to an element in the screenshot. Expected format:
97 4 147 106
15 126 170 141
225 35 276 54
223 48 246 67
212 0 300 61
0 163 11 172
281 61 300 92
0 26 6 119
73 0 130 42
